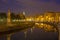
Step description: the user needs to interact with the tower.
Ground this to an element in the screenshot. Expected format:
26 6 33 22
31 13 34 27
7 9 11 24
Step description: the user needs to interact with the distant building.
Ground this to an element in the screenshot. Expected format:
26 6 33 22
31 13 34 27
55 12 60 22
44 12 60 22
18 11 26 19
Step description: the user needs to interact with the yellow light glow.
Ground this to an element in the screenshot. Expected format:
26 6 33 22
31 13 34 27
49 17 51 20
7 19 11 22
35 23 39 25
27 19 31 21
36 18 39 21
0 19 3 21
36 23 44 28
40 16 43 17
40 23 44 26
16 20 19 21
26 18 33 21
48 17 51 22
12 20 16 22
41 18 44 22
59 17 60 22
46 16 49 18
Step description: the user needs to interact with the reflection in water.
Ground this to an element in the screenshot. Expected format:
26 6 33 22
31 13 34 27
22 23 58 40
31 28 33 33
7 34 11 40
23 26 35 39
0 23 58 40
35 23 57 32
31 26 35 33
24 30 27 38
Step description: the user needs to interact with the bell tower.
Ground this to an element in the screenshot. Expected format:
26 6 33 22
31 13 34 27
7 9 11 24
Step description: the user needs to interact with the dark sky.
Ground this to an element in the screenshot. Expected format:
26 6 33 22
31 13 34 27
0 0 60 16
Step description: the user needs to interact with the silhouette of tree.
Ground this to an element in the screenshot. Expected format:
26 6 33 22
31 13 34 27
0 13 7 18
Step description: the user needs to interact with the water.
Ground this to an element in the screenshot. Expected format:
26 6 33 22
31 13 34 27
12 27 58 40
0 25 58 40
0 27 58 40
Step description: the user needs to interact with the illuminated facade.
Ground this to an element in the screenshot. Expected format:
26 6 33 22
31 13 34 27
44 12 60 22
55 12 60 22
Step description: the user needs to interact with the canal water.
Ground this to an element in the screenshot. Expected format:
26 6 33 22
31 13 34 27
0 24 59 40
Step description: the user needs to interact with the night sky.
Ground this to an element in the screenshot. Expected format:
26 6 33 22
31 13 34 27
0 0 60 16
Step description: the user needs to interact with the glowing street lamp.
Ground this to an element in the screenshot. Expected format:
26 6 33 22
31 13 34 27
59 17 60 22
48 17 51 22
26 18 32 21
26 17 34 21
40 17 44 22
0 19 3 22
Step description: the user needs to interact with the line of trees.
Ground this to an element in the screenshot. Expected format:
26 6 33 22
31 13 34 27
0 13 25 19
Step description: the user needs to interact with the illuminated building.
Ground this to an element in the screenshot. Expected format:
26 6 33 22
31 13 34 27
18 11 26 19
44 12 56 22
55 12 60 22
